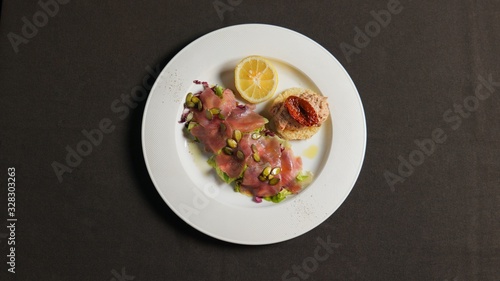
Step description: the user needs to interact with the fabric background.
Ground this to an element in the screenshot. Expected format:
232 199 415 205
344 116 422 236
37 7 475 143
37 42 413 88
1 0 499 280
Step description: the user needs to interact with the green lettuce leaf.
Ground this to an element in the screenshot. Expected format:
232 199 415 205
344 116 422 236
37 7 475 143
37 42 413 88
296 171 313 183
214 85 224 98
263 188 293 203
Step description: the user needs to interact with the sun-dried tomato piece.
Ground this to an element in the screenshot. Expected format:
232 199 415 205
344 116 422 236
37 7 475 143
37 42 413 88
284 95 319 126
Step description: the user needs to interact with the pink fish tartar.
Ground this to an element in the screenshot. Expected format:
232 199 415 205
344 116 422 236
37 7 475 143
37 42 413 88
180 82 311 203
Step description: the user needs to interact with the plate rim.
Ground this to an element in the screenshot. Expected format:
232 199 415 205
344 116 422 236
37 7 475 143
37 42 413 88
141 23 367 245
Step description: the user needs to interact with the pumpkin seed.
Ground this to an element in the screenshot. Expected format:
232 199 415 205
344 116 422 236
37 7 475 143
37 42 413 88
251 133 261 140
191 96 200 104
271 167 281 175
186 101 195 108
197 101 203 111
234 130 242 142
219 123 226 132
251 144 258 153
258 174 267 182
236 150 244 160
262 166 271 177
218 113 225 120
205 109 213 120
187 121 197 131
223 147 233 155
267 174 274 180
186 111 194 122
227 138 237 148
209 108 221 115
269 177 280 185
185 92 193 103
252 153 260 162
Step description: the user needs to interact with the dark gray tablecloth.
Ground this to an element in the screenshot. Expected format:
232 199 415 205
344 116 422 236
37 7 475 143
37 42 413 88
1 0 499 280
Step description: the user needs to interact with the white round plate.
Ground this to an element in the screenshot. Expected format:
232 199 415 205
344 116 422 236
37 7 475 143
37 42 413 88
142 24 366 245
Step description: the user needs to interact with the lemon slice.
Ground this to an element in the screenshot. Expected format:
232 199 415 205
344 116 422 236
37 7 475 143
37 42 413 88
234 56 278 103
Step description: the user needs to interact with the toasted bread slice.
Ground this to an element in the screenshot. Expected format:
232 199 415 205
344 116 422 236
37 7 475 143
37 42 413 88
269 88 329 140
